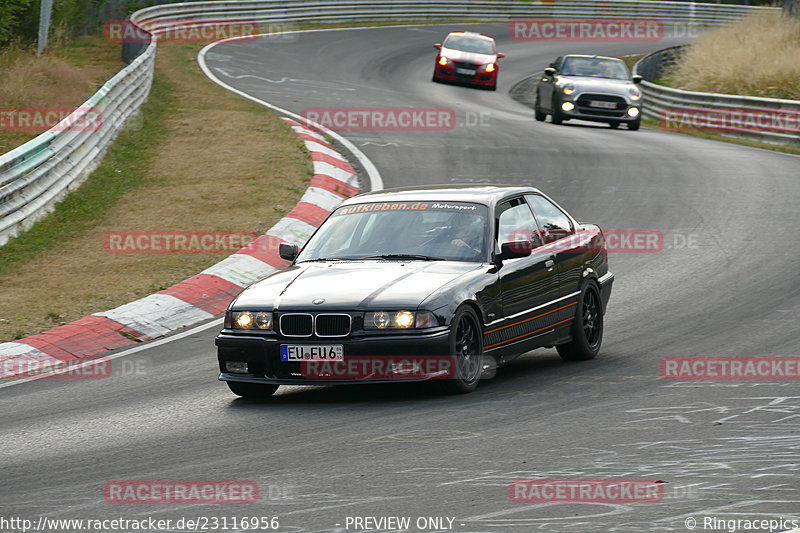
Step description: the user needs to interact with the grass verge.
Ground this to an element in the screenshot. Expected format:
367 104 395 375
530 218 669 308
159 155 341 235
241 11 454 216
0 33 123 153
664 12 800 99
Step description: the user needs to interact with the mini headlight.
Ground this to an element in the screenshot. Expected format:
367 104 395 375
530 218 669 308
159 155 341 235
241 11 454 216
562 102 575 111
562 83 575 95
438 56 449 66
629 88 641 101
628 107 640 117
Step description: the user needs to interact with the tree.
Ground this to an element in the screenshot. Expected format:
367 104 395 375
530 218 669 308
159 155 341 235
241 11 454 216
0 0 34 45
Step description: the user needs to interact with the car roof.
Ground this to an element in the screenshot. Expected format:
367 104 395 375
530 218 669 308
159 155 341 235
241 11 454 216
446 31 495 42
342 184 542 207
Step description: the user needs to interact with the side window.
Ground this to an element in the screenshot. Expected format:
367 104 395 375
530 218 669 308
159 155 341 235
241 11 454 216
496 197 540 247
526 195 574 243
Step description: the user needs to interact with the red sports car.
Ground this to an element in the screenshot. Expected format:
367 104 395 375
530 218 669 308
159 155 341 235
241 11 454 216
432 31 504 90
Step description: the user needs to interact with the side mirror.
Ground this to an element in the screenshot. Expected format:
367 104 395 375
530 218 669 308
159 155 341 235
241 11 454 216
544 67 556 77
632 75 643 84
497 52 506 59
279 243 299 261
434 43 442 50
499 240 532 261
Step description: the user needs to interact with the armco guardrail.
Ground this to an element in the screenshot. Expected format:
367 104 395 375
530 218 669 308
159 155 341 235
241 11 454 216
131 0 773 28
634 47 800 145
0 0 780 247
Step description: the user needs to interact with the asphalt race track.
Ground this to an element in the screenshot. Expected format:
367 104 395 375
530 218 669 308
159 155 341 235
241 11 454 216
2 23 800 533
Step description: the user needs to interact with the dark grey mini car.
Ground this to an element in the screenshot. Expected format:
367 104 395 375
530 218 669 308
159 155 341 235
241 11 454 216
535 54 643 130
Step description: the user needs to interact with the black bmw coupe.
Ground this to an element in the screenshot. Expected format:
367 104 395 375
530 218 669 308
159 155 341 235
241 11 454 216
216 185 613 396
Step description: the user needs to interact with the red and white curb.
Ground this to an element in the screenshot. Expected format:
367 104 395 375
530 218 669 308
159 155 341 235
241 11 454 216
0 118 359 378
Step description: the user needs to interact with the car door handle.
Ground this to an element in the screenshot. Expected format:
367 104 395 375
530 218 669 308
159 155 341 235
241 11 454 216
545 259 555 270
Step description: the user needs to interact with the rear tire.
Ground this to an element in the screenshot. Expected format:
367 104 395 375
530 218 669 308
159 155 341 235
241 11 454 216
441 306 483 394
557 281 603 361
226 381 279 398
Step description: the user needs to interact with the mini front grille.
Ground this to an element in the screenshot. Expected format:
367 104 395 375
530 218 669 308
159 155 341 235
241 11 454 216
576 93 626 109
280 314 313 337
315 314 352 337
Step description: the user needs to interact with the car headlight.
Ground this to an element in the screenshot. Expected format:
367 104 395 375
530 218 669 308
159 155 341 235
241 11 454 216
229 310 273 331
438 56 449 66
364 310 439 330
561 82 575 96
627 107 640 117
629 87 641 101
484 63 496 73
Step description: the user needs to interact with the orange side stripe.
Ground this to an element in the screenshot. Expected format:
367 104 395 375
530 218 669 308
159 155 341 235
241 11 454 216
484 317 574 350
484 301 577 335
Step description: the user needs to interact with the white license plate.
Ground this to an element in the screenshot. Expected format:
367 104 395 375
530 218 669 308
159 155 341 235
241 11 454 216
589 100 617 109
281 344 344 361
456 68 477 75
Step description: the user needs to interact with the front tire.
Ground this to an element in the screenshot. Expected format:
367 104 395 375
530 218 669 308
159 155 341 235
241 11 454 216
534 94 546 122
557 281 603 361
551 94 564 125
441 306 483 394
628 118 641 131
226 381 279 398
609 121 620 129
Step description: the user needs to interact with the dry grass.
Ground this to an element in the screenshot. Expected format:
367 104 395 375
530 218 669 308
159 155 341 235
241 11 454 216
0 42 311 341
666 12 800 99
0 34 122 153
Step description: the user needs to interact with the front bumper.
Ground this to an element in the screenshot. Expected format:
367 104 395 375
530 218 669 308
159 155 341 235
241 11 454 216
216 328 451 386
557 93 640 123
434 64 497 87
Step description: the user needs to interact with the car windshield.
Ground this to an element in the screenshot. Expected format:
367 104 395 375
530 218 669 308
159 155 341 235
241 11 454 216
444 36 495 55
296 201 489 263
560 57 630 80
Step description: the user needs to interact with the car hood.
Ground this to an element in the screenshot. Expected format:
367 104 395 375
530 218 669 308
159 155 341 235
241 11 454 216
441 47 496 65
232 261 484 310
558 76 634 94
